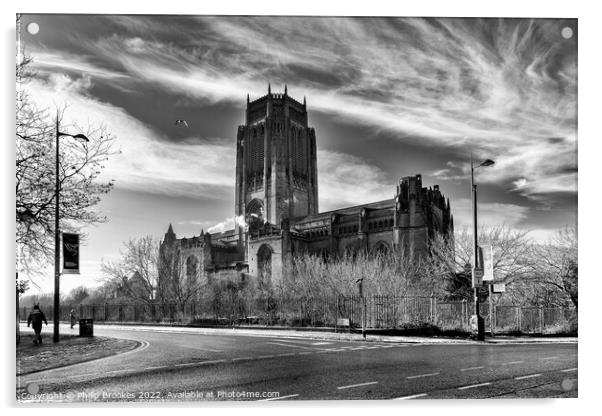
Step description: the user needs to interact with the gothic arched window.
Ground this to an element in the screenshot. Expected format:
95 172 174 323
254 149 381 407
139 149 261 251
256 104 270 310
257 244 272 286
186 255 199 281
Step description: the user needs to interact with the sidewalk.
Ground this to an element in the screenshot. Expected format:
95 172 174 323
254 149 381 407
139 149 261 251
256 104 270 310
17 329 140 376
94 323 578 345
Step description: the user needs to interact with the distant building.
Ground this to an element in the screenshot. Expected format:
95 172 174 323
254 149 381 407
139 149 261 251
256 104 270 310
159 86 454 288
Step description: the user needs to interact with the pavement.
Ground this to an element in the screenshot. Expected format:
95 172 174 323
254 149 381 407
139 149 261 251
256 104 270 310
16 323 578 402
76 323 578 344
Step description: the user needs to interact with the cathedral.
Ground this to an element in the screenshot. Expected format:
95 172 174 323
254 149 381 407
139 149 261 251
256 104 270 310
159 86 454 286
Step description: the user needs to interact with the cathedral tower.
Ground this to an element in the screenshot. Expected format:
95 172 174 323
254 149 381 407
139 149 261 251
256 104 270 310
235 85 318 240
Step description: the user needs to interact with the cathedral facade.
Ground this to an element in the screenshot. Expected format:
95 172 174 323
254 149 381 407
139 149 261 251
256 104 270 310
159 86 454 287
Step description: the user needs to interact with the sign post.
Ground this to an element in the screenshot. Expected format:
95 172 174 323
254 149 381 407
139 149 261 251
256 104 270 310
62 233 80 274
356 278 366 340
471 267 483 288
480 245 494 336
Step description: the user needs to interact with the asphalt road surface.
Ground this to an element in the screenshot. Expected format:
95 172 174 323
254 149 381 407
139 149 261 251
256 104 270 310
17 324 578 402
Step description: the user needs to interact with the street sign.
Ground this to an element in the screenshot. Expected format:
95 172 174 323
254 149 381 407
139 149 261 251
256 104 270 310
62 233 80 274
472 268 483 287
492 283 506 293
337 318 350 327
481 245 494 281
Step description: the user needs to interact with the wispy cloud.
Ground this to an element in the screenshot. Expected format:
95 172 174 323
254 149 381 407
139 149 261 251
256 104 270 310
25 73 235 200
317 150 393 211
45 16 574 202
452 198 530 229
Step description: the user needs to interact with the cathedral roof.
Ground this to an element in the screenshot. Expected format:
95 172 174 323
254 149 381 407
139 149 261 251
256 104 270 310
295 199 395 225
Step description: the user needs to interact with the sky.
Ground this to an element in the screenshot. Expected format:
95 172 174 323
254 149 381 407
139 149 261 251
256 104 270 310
17 15 578 294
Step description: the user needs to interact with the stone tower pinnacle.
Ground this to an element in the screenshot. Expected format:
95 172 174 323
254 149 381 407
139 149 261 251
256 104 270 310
235 87 319 231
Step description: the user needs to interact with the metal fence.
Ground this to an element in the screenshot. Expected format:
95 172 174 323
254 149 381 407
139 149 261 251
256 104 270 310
19 296 577 335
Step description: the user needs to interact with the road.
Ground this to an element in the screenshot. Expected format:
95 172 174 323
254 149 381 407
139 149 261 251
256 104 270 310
17 324 578 402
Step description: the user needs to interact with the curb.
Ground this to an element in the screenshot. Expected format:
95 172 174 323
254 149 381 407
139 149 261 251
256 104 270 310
92 324 576 345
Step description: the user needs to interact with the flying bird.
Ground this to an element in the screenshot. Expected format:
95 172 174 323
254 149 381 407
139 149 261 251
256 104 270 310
174 119 189 128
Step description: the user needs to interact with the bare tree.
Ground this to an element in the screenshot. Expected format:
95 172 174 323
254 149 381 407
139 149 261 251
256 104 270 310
429 225 534 300
65 286 90 305
16 49 117 279
101 237 158 304
528 226 577 307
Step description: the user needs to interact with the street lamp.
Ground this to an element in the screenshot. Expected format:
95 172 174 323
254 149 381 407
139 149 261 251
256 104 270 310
54 114 89 343
470 156 494 341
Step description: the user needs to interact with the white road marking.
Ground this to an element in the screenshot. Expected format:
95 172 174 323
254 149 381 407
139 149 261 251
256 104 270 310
200 359 226 365
258 394 299 401
143 366 167 371
266 342 318 350
256 355 276 359
108 369 133 374
176 359 226 368
394 393 428 400
276 338 329 346
515 374 541 380
231 357 253 362
460 366 484 372
561 367 578 373
541 356 558 360
297 352 313 355
176 344 223 353
458 382 491 390
501 361 524 365
277 353 296 357
337 381 378 390
407 372 439 379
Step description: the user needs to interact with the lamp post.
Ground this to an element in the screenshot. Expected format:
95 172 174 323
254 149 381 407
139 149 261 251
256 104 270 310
54 113 89 343
470 156 494 342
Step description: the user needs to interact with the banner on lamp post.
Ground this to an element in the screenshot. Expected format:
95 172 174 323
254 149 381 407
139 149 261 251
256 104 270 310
62 233 80 274
481 245 494 281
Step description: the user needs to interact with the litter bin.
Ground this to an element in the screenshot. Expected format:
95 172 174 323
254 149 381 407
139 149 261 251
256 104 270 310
79 318 94 337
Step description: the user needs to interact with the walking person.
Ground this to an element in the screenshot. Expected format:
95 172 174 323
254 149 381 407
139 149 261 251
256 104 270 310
70 309 76 329
27 304 48 345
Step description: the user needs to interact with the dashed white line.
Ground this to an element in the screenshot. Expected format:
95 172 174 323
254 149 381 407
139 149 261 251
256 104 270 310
458 382 491 390
231 357 252 362
176 359 226 368
561 367 578 373
277 353 296 357
258 394 299 401
394 393 428 400
143 366 167 371
337 381 379 390
407 372 440 379
266 342 318 350
107 369 133 374
515 373 541 380
460 366 484 372
200 359 226 365
177 345 223 353
501 361 524 365
297 352 313 355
